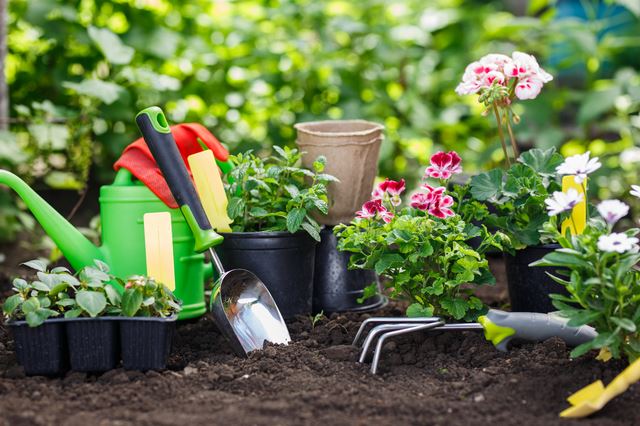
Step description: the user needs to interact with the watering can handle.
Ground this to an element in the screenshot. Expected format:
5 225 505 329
136 106 223 252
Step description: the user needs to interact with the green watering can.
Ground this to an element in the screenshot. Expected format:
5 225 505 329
0 168 214 320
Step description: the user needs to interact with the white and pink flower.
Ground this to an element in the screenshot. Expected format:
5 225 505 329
372 178 405 206
355 199 394 223
428 194 455 219
424 151 462 180
597 200 629 226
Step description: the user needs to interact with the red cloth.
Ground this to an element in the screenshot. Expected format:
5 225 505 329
114 123 229 208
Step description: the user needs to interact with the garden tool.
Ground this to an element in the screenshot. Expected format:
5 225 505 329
188 150 233 233
354 309 597 374
136 106 290 357
114 122 231 208
0 167 212 320
560 356 640 418
143 212 176 291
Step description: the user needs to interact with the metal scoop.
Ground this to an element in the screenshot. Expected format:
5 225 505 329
136 106 290 357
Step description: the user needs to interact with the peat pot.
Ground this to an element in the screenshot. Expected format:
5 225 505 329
8 318 68 376
504 244 568 313
218 231 318 319
120 315 177 371
295 120 384 225
65 317 120 373
313 226 386 314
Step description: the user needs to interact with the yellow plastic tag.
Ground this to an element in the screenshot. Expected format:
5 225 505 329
143 212 176 291
188 150 233 233
561 176 587 236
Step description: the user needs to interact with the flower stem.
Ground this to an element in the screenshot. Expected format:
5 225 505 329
505 110 520 159
492 102 511 167
581 180 588 223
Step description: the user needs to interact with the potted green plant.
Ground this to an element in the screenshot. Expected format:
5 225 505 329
2 260 70 376
222 146 335 318
532 187 640 362
119 275 181 371
335 152 507 320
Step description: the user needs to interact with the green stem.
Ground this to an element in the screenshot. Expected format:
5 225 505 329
505 110 520 159
492 103 511 167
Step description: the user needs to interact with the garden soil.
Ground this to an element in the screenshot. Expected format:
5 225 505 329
0 255 638 425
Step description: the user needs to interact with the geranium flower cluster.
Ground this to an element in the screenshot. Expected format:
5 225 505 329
356 151 462 222
456 51 553 100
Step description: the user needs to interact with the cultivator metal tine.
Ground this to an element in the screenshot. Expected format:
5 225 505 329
358 323 418 363
352 317 441 347
370 321 445 375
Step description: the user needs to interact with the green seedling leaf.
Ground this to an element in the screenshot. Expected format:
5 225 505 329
65 308 82 318
21 259 48 272
104 285 121 306
12 278 28 291
22 296 40 314
612 317 637 332
31 281 51 292
51 266 71 274
122 289 143 317
3 294 22 315
286 208 306 233
406 303 434 318
76 290 107 317
142 296 155 306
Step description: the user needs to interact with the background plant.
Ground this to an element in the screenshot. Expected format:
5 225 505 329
533 214 640 363
469 147 564 249
1 0 639 249
119 275 181 318
225 146 336 240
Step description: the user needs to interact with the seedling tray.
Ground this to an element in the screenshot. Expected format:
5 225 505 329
120 316 177 371
7 318 68 376
65 317 120 373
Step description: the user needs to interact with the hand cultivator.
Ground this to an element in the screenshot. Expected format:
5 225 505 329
354 309 598 374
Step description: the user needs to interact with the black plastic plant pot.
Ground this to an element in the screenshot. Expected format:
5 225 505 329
313 226 386 314
8 318 68 376
120 315 177 371
218 231 318 319
504 244 569 313
65 317 119 373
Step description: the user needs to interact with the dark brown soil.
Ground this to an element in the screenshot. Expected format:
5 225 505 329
0 256 638 425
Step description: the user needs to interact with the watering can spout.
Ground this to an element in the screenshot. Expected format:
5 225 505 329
0 169 106 271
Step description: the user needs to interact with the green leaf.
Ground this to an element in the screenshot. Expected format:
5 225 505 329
440 298 469 320
249 207 269 217
88 26 135 65
104 285 121 306
12 278 28 291
301 222 321 241
566 310 601 327
517 148 564 176
283 184 300 198
611 317 637 332
21 259 48 272
312 156 326 173
65 308 82 318
22 297 40 314
122 289 143 317
3 294 23 316
286 208 306 233
469 169 503 201
51 266 70 274
62 79 124 105
31 281 51 292
227 197 245 219
76 290 107 317
374 253 404 275
533 251 591 268
406 303 434 318
142 296 155 306
570 339 597 358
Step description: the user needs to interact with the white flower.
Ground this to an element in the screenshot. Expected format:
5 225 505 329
545 189 584 216
555 151 601 184
597 199 629 226
631 185 640 199
597 233 639 254
620 147 640 166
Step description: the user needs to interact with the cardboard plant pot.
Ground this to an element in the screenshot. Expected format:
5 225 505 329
65 317 120 373
8 318 68 376
313 226 386 314
295 120 384 225
504 244 569 313
217 231 318 319
120 315 177 371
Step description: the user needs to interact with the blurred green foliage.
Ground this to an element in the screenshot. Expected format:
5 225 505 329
1 0 639 243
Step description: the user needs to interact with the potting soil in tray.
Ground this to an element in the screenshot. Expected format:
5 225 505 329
0 259 638 425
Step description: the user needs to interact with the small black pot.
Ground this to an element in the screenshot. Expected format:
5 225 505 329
504 244 568 313
313 226 386 314
8 318 68 376
218 231 318 319
120 315 177 371
65 317 119 372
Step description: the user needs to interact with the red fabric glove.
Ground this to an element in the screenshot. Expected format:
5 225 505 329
114 123 229 208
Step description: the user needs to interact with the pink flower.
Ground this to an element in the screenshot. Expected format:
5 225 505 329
506 51 553 83
514 76 543 100
410 193 431 210
428 195 455 219
483 70 505 86
356 199 394 223
372 178 405 206
424 151 462 180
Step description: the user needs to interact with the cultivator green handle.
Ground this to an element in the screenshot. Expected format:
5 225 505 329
135 106 223 252
478 309 598 352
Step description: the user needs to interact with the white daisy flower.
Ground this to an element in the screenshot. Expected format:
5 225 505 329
555 151 601 184
597 233 639 254
545 189 584 216
597 199 629 226
631 185 640 199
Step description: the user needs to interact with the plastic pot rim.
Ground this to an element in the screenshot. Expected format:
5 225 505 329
294 119 384 138
119 314 178 323
220 230 316 239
